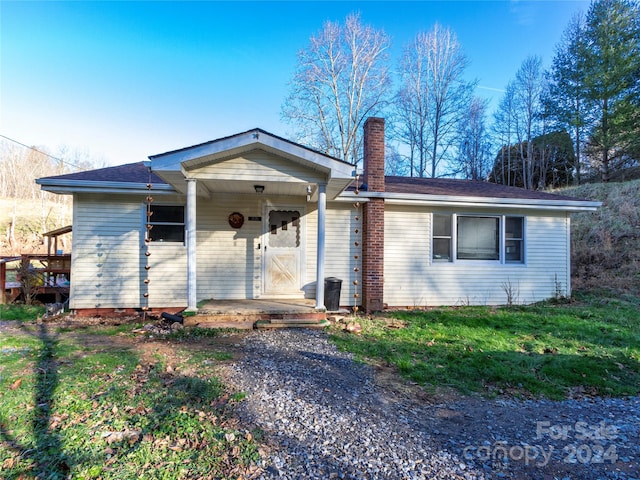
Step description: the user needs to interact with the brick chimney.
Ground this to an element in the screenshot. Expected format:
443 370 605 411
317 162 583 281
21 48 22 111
363 117 385 192
362 117 385 312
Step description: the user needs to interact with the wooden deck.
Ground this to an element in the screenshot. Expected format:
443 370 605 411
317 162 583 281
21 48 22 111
1 254 71 304
184 299 329 329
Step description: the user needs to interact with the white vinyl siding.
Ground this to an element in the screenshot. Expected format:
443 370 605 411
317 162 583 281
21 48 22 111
70 193 571 310
196 194 263 300
190 151 326 184
70 193 187 309
384 206 432 306
304 203 361 307
384 205 570 306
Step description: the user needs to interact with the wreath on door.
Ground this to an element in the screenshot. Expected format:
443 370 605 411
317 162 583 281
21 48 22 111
228 212 244 229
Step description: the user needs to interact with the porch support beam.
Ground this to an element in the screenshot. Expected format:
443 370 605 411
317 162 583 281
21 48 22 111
186 178 197 311
315 183 327 310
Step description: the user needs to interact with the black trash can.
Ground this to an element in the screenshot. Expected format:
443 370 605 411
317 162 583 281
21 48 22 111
324 277 342 311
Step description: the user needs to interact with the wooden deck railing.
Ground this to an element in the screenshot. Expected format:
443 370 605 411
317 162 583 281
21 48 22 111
1 254 71 304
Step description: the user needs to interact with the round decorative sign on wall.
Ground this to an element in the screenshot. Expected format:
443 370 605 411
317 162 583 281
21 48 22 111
228 212 245 229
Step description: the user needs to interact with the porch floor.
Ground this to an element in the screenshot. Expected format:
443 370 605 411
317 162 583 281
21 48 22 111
183 298 329 329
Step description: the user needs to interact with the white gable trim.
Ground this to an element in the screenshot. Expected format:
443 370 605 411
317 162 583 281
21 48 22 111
150 129 355 180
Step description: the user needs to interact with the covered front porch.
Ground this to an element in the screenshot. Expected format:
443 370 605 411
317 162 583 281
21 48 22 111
149 129 356 312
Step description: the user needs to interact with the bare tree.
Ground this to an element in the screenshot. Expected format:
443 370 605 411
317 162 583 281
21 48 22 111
393 33 431 177
394 24 474 177
456 96 492 180
384 144 410 176
0 139 103 253
282 13 391 165
0 142 53 200
492 82 517 185
513 56 545 190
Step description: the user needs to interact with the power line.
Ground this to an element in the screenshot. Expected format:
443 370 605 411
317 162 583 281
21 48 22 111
0 133 84 170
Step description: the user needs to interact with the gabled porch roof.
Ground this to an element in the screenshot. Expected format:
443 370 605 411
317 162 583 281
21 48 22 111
149 128 356 200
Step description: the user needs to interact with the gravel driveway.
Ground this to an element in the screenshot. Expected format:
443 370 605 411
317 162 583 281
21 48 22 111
225 329 639 480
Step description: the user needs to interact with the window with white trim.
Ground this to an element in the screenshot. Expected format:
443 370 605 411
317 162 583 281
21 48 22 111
505 216 524 263
432 214 452 261
147 205 185 243
432 214 524 264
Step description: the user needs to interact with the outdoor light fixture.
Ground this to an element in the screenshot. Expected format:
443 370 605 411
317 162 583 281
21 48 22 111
254 185 265 194
306 185 313 202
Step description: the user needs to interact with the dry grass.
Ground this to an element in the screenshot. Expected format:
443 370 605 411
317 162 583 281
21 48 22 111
562 179 640 294
0 197 72 255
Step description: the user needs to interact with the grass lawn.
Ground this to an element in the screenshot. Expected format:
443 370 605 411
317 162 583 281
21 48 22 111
2 291 639 477
0 304 45 321
331 291 640 399
0 321 261 479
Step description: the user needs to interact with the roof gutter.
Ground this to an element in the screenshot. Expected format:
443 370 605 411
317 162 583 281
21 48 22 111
36 179 177 195
339 191 601 212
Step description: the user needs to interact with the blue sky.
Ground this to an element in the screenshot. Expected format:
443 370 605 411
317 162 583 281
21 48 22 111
1 1 589 166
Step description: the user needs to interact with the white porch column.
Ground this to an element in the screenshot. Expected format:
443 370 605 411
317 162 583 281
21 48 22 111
186 178 197 311
315 183 327 310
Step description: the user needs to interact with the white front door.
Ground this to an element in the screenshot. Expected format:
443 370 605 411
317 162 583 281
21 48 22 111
263 208 303 296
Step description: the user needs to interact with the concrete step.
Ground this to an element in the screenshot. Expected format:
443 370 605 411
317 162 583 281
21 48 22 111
255 319 330 329
183 319 255 329
192 312 326 323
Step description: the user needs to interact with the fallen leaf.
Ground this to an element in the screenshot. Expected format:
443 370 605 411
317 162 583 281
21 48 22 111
9 378 22 390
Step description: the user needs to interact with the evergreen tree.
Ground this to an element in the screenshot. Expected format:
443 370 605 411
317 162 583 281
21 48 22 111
583 0 640 181
545 13 591 184
488 131 574 189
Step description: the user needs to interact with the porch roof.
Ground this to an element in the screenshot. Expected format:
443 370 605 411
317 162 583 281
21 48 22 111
149 128 356 200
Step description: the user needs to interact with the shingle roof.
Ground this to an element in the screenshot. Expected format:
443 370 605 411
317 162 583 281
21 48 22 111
40 162 589 204
39 162 167 184
383 176 587 202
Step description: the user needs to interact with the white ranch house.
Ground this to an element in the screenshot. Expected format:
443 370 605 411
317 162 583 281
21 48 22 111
37 118 599 315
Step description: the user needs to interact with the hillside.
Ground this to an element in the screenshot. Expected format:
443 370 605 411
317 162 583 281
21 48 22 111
0 197 72 256
562 179 640 294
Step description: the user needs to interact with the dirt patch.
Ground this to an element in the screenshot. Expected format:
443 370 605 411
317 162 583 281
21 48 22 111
0 317 249 366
